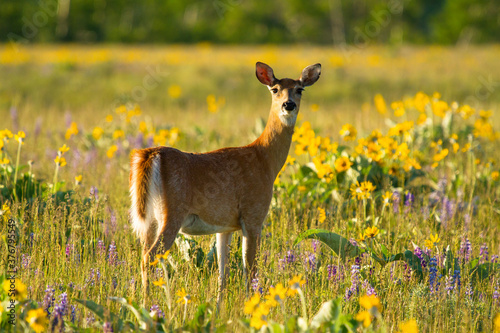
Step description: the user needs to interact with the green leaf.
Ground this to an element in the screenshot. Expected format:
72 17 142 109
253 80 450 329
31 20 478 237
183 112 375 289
380 244 389 259
403 250 423 278
108 297 153 330
74 299 124 331
294 229 359 260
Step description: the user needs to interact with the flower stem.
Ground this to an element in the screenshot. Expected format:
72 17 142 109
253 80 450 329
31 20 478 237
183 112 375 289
160 261 172 311
13 141 22 200
53 164 59 194
297 288 308 322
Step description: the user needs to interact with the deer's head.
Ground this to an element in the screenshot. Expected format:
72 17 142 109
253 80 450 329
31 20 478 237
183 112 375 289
256 62 321 127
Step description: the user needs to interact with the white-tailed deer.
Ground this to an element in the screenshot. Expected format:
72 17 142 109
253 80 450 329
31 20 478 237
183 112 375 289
129 62 321 306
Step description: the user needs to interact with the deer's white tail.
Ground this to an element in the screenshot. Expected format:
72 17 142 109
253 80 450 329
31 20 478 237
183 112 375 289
129 147 164 243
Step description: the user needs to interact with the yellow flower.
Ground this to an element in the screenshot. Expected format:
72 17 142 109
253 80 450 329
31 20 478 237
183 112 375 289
115 105 127 114
139 121 148 134
107 145 118 158
374 94 387 115
287 275 306 296
75 175 82 185
298 185 306 191
176 288 191 304
357 232 366 242
26 308 49 333
207 94 225 113
340 124 357 141
2 278 28 301
156 250 170 261
92 127 104 140
318 208 326 223
265 283 287 307
492 171 499 181
391 101 405 117
153 277 166 287
2 204 11 218
359 294 382 312
494 313 500 333
0 129 14 141
250 303 270 329
105 114 113 122
424 234 440 249
244 293 261 314
168 85 182 99
310 103 319 112
364 226 379 239
382 191 392 206
335 156 352 173
398 319 419 333
356 310 372 327
113 129 125 140
433 149 449 162
149 258 159 266
15 131 26 144
0 157 10 165
54 156 67 167
65 122 79 140
58 144 70 155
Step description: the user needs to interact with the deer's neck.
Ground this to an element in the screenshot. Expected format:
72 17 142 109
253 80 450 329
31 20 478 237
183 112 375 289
252 109 295 178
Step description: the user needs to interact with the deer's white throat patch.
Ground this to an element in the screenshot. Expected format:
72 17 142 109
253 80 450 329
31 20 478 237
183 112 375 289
278 109 298 127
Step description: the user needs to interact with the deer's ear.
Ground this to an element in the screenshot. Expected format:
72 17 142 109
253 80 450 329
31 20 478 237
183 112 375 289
256 62 276 86
300 63 321 87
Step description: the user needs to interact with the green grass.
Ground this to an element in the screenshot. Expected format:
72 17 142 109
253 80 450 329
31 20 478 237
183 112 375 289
1 44 499 332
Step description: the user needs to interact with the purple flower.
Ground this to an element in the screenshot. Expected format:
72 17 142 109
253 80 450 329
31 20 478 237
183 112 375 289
65 243 73 260
392 192 401 214
43 286 56 315
86 268 102 287
312 239 320 252
278 258 285 271
362 280 377 296
404 192 414 208
97 239 106 256
305 253 317 272
52 292 68 328
344 265 360 300
150 304 165 319
90 186 99 200
103 322 114 333
479 243 489 264
491 255 499 264
429 257 438 293
327 264 337 281
458 237 472 263
465 283 473 299
286 250 295 264
108 242 118 266
22 254 31 269
414 246 427 269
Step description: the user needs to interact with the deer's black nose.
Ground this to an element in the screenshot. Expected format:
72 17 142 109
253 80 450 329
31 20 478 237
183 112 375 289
283 101 296 111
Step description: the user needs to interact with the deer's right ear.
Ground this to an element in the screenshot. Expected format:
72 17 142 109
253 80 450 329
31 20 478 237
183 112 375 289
256 62 276 86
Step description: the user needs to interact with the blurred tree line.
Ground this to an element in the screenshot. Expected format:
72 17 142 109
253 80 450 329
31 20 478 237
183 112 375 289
2 0 499 44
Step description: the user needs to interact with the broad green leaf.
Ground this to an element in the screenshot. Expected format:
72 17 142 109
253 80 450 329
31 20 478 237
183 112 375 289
74 299 124 331
108 297 153 330
294 229 359 260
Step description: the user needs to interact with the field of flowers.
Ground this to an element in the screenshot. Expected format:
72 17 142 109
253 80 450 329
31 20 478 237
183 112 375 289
1 44 500 332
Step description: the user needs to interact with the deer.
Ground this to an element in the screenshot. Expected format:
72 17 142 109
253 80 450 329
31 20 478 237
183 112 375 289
129 62 321 308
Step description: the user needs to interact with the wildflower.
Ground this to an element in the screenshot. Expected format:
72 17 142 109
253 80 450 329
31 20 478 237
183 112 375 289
168 85 182 99
115 105 127 114
350 181 376 200
176 288 191 304
150 304 165 319
398 319 419 333
14 130 26 144
1 204 11 221
75 175 82 186
207 94 225 113
335 156 352 172
107 145 118 158
479 243 489 264
92 127 104 140
327 265 337 280
391 101 405 117
310 103 319 112
318 208 326 223
250 303 270 329
156 250 171 261
429 257 438 293
43 286 56 313
413 246 427 268
364 226 379 239
359 294 382 312
374 94 387 115
58 144 70 155
105 114 113 122
153 278 166 287
424 234 440 249
494 313 500 333
150 258 159 266
287 275 306 296
65 122 78 140
357 233 366 242
54 156 67 167
382 191 392 206
2 278 27 301
103 322 114 333
108 241 118 266
344 264 360 300
265 283 287 307
244 293 261 314
26 308 49 333
0 157 8 165
340 123 357 141
493 171 499 181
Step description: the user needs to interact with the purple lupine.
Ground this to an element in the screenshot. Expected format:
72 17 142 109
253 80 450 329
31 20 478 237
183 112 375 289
103 322 114 333
465 283 474 299
112 277 118 289
135 132 144 149
286 250 296 264
251 278 263 294
21 254 31 269
344 265 360 300
404 192 414 212
429 257 438 293
327 264 337 281
392 191 401 214
491 255 499 264
349 238 358 247
70 305 76 323
458 237 472 263
493 283 499 305
147 134 154 147
278 258 286 271
52 292 68 329
86 313 95 326
43 286 56 315
312 239 320 252
108 241 118 266
305 253 317 272
65 243 73 261
97 239 106 257
150 304 165 319
87 268 102 287
89 186 99 200
414 246 427 269
464 214 471 231
479 243 489 264
362 280 377 296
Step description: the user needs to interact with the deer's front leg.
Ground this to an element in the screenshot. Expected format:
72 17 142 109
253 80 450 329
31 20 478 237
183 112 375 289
216 232 233 310
242 227 262 294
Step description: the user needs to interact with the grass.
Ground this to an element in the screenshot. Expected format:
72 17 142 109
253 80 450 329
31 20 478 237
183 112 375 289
1 44 500 332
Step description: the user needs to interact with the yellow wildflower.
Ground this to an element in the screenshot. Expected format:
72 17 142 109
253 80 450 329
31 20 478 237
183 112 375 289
250 303 270 329
105 114 113 122
359 294 382 312
391 101 405 117
26 308 49 333
265 283 287 307
149 258 159 266
287 275 306 296
340 124 357 141
382 191 392 206
364 226 379 239
424 234 440 249
398 319 419 333
244 293 261 314
335 156 352 173
176 288 191 304
310 103 319 112
54 156 67 167
2 278 27 301
75 175 82 185
113 129 125 140
14 131 26 144
357 233 366 242
374 94 387 115
92 127 104 140
153 277 166 287
356 310 372 328
492 171 499 181
156 250 171 261
168 85 182 99
318 208 326 223
0 157 10 165
107 145 118 158
58 144 70 155
65 122 78 140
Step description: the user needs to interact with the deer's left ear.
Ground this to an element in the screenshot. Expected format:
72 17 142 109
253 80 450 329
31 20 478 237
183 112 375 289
300 63 321 87
256 62 277 86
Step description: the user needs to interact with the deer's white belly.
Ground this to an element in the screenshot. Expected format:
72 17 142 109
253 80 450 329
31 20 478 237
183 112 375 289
180 214 239 236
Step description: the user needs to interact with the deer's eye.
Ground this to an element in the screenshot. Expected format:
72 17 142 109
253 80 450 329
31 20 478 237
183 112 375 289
271 88 279 94
296 88 304 95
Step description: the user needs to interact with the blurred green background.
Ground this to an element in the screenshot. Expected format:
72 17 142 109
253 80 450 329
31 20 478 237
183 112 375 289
2 0 499 44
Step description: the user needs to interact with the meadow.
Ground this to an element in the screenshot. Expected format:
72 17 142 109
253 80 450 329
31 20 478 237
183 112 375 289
1 44 500 332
